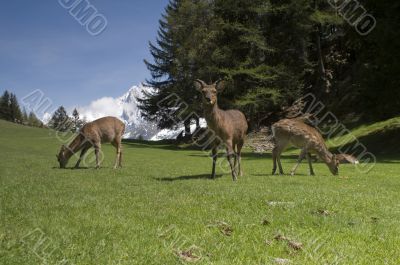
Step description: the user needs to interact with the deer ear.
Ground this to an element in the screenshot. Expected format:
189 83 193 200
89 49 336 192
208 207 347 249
215 80 225 93
194 79 205 92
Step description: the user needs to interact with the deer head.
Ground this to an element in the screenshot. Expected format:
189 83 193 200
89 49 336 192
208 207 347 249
56 145 68 169
194 79 225 106
327 154 340 175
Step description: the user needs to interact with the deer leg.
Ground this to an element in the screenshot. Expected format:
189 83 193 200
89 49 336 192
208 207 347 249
94 143 101 169
226 141 237 181
233 144 238 175
307 153 315 176
74 145 90 169
211 146 218 179
112 140 122 169
273 139 287 175
272 146 278 175
237 140 244 177
291 148 307 176
277 154 284 175
118 145 123 168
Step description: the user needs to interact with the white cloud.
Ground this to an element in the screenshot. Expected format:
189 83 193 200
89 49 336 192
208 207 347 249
41 112 52 124
76 97 123 121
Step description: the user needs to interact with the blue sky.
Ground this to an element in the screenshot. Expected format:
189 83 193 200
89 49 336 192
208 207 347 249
0 0 169 112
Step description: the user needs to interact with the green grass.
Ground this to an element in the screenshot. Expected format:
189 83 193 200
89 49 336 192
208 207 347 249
1 119 400 264
327 116 400 156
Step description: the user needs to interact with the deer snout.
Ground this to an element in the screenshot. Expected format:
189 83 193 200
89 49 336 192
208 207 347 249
204 95 216 105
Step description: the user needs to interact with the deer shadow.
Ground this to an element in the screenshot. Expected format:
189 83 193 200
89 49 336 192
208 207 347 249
52 166 93 170
155 174 223 182
251 173 311 177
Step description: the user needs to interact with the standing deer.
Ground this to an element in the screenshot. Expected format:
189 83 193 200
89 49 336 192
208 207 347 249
56 116 125 169
194 79 248 181
271 118 339 176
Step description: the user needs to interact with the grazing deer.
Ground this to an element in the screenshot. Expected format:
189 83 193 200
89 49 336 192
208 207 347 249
56 116 125 169
194 79 248 181
271 118 339 176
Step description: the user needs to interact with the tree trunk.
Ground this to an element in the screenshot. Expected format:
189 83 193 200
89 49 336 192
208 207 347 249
195 116 200 131
316 24 329 94
184 119 191 136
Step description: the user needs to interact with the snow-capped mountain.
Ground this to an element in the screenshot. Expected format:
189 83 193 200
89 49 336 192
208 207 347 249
51 84 205 140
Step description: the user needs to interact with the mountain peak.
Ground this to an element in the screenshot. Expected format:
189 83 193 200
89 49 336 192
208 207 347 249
42 84 206 140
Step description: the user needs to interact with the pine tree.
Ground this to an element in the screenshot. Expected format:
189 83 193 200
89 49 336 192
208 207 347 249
139 0 218 133
49 106 72 132
72 108 83 131
0 91 11 121
139 0 183 130
22 107 29 125
9 93 23 123
28 112 42 127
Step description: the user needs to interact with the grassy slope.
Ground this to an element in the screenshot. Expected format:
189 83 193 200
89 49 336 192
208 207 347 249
327 116 400 156
1 119 400 264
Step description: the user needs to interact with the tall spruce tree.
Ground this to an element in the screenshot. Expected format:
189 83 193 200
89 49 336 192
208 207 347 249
140 0 217 134
49 106 72 132
0 91 11 121
28 112 42 127
139 0 182 131
9 93 23 123
22 107 29 125
72 108 83 131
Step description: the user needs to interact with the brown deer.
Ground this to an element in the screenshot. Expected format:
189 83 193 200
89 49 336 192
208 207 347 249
271 118 339 176
194 79 248 181
56 116 125 169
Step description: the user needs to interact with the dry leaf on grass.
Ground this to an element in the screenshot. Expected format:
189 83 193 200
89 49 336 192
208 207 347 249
315 209 331 216
175 248 201 263
207 221 233 236
267 201 295 207
274 234 288 241
274 234 303 251
287 240 303 251
273 258 291 264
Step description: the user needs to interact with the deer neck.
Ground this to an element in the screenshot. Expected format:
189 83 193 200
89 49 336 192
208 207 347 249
203 103 222 130
316 146 333 165
65 134 84 159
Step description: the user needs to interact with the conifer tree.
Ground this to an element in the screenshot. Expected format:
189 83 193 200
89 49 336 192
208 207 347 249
72 108 83 131
28 112 42 127
22 107 29 125
0 91 11 121
49 106 72 132
9 93 23 123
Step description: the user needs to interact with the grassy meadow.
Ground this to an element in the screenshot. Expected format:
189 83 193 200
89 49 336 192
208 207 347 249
1 119 400 264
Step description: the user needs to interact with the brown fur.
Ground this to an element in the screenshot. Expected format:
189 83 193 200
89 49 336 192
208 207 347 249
271 118 339 176
336 153 359 164
194 79 248 181
57 116 125 169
